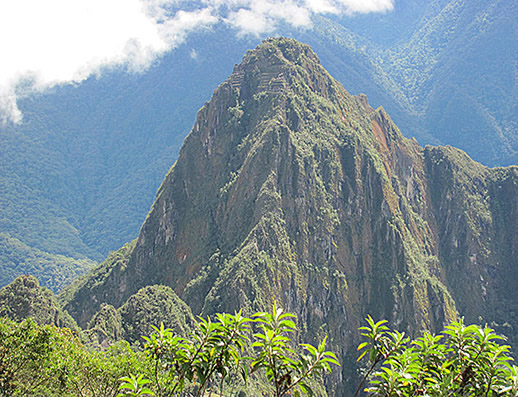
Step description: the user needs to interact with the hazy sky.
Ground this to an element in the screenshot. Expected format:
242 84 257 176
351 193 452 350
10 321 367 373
0 0 394 123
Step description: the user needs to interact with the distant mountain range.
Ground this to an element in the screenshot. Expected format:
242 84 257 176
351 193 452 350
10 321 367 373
0 0 516 293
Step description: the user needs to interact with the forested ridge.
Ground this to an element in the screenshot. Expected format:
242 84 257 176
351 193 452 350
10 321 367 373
0 2 516 395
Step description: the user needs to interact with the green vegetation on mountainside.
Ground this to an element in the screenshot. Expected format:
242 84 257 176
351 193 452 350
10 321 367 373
0 275 78 330
0 233 94 293
384 0 518 164
1 1 515 295
118 285 194 346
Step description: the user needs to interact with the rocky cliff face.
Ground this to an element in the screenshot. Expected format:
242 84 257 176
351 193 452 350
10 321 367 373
62 38 518 394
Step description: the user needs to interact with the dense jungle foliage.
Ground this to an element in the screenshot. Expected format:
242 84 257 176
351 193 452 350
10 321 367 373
1 310 517 396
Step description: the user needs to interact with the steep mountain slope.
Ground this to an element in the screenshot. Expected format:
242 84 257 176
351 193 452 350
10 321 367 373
1 1 515 293
62 38 518 394
384 0 518 164
0 28 258 291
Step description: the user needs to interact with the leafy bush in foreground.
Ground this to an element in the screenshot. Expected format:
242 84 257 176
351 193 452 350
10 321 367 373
120 304 339 397
4 311 517 396
355 316 518 396
0 317 147 396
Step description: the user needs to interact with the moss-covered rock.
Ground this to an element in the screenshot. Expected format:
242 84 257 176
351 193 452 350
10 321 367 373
119 285 194 346
0 275 78 330
60 38 518 394
82 303 123 348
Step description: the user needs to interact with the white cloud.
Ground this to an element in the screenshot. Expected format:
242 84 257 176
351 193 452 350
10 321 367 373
220 0 394 36
305 0 396 14
227 0 312 35
305 0 339 14
0 0 216 123
159 8 218 46
0 0 394 123
335 0 394 14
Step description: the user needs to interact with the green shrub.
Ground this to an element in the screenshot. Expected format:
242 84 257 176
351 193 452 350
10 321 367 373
355 316 518 396
119 304 339 397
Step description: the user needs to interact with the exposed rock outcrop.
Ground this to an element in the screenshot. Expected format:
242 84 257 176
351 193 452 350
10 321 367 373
61 38 518 394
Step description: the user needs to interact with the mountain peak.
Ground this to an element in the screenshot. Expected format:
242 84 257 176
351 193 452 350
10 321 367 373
64 38 413 320
61 38 518 395
242 37 320 67
224 37 338 102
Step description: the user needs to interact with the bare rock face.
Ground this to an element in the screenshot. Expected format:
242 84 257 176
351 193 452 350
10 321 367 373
61 38 518 395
